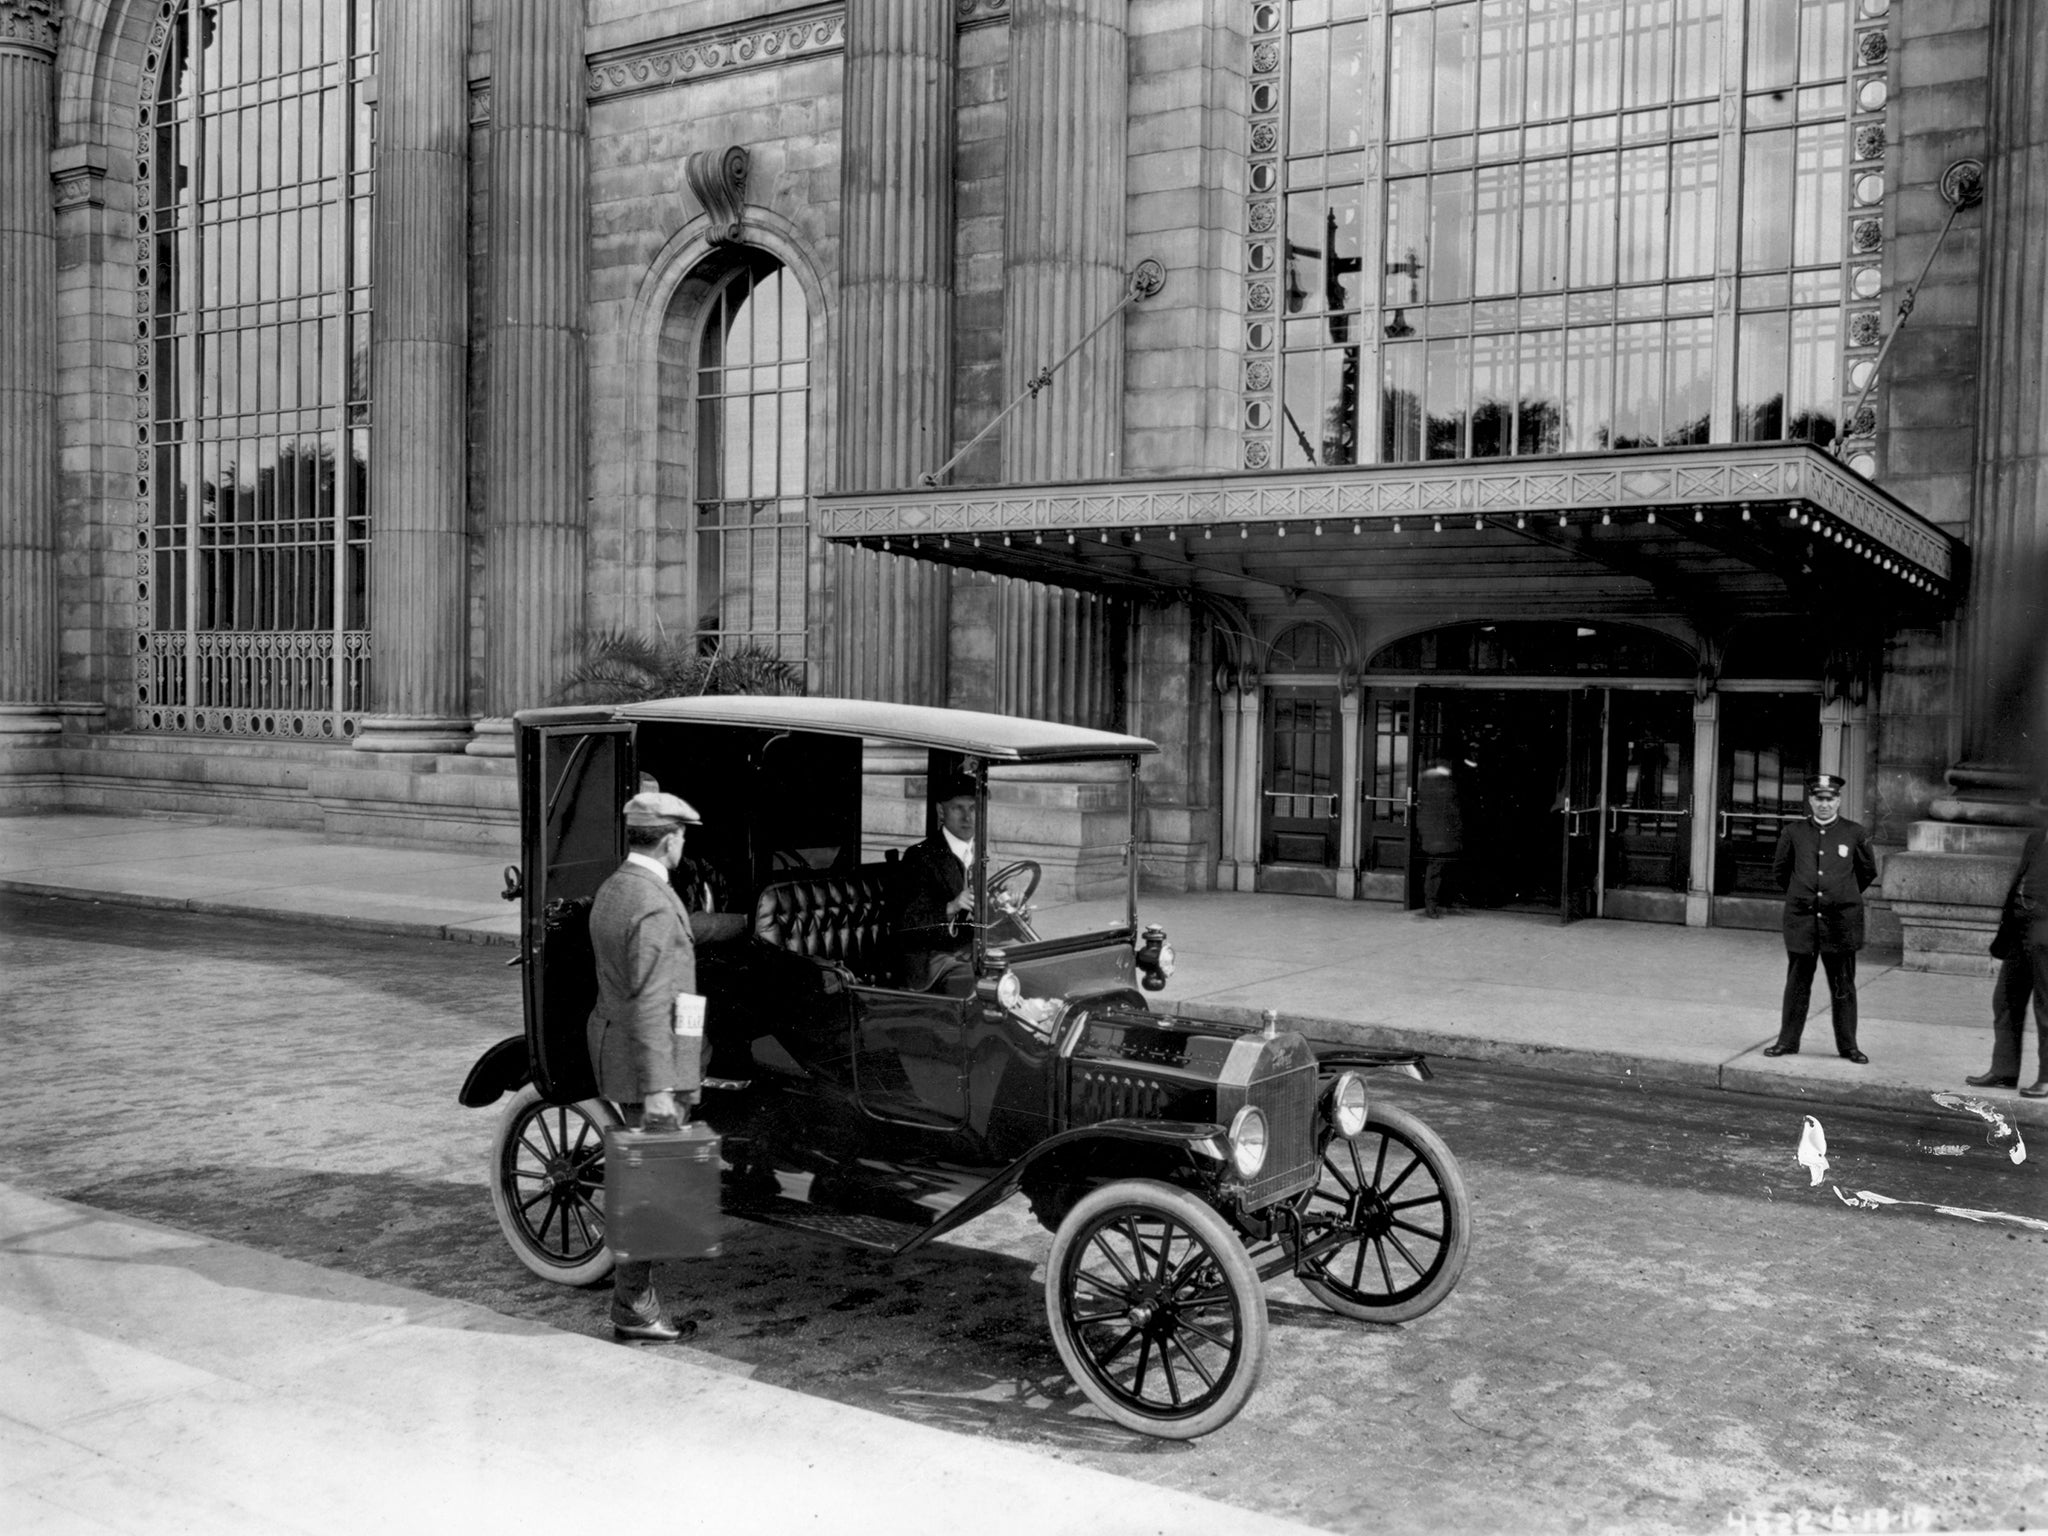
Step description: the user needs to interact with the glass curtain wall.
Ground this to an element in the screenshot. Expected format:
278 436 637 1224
1271 0 1860 468
694 255 811 662
139 0 376 737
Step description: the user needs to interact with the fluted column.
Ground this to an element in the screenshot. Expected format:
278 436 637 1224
475 0 586 750
0 2 59 737
1001 0 1128 483
1955 0 2048 804
832 0 954 705
357 0 470 752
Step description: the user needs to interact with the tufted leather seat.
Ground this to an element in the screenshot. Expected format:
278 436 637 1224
752 865 898 983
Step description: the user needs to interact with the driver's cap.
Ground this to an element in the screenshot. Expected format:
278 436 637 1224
623 790 701 830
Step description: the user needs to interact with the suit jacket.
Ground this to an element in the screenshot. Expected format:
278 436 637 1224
586 859 703 1101
1773 815 1878 954
1993 829 2048 957
895 833 970 982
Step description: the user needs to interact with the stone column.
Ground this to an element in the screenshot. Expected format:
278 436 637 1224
356 0 470 753
1956 0 2048 801
1884 0 2048 968
474 0 587 753
1336 685 1362 899
1685 694 1718 928
1231 684 1262 891
1215 680 1242 888
832 0 954 705
1001 0 1129 483
0 2 58 737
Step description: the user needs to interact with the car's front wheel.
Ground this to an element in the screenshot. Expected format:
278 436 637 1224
1044 1179 1268 1439
1294 1101 1470 1323
487 1083 618 1285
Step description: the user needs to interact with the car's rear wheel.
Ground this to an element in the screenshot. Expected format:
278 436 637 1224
1295 1101 1469 1323
1045 1179 1267 1439
488 1083 618 1285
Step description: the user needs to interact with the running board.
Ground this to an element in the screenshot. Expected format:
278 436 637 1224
723 1194 926 1254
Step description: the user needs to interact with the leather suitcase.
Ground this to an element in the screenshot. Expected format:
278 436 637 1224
604 1121 725 1262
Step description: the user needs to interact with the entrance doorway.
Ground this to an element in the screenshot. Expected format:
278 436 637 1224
1416 689 1568 913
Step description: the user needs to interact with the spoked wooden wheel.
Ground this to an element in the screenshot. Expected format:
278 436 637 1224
487 1084 619 1285
1295 1102 1470 1323
1045 1180 1267 1438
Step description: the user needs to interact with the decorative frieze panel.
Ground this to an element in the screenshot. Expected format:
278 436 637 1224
587 10 846 101
816 444 1955 587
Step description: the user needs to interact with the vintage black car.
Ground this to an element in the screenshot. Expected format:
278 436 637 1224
459 696 1470 1437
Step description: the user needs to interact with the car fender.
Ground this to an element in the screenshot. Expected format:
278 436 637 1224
1311 1045 1433 1082
898 1119 1230 1252
459 1035 531 1107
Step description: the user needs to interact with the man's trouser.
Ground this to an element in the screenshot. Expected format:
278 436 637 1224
1776 949 1858 1055
1988 945 2048 1080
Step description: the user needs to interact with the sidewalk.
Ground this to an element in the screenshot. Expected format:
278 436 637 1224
2 808 2038 1128
0 1182 1319 1536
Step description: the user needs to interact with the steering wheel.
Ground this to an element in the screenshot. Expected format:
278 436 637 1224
987 859 1042 912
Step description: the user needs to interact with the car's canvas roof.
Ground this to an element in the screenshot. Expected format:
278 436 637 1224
596 695 1157 761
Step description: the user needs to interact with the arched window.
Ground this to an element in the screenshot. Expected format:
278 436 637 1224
1269 622 1342 671
138 0 377 738
694 252 810 661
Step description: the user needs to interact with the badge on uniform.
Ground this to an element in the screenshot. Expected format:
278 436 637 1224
1837 844 1848 858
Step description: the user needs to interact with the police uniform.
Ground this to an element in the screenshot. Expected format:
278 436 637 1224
1766 774 1879 1062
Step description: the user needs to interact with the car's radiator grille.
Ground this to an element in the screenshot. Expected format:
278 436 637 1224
1072 1068 1171 1124
1243 1061 1318 1209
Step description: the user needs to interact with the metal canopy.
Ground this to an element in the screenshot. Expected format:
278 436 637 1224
815 443 1961 625
596 696 1157 761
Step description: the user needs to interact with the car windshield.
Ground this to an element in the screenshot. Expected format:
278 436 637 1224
981 760 1133 946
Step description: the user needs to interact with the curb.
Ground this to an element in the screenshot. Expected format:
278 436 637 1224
12 880 2044 1131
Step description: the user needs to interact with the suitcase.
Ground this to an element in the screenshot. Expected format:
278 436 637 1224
604 1121 725 1262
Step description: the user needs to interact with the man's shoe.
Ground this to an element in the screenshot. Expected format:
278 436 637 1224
2020 1080 2048 1099
1842 1050 1869 1065
1761 1045 1795 1058
612 1315 696 1344
1965 1072 2019 1089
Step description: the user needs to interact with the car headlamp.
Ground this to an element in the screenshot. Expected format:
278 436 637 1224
1227 1105 1269 1179
1327 1072 1369 1138
995 969 1063 1035
996 969 1022 1011
1136 924 1174 992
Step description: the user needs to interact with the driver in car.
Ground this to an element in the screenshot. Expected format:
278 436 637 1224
895 773 981 994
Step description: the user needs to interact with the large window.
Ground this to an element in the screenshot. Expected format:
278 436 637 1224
694 254 811 661
1251 0 1886 473
138 0 376 737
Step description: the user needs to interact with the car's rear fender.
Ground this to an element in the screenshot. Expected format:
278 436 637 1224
459 1035 532 1107
1311 1046 1433 1082
897 1120 1231 1252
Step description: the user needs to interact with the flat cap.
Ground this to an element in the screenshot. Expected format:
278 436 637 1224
931 773 979 804
1804 773 1846 794
623 790 701 829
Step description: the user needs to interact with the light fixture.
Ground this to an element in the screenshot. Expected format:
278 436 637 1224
941 533 950 547
1646 510 1657 524
1601 510 1612 525
1432 517 1443 532
1002 532 1012 546
1067 530 1076 545
1099 528 1110 543
882 535 892 550
1240 524 1250 539
1515 513 1527 529
1473 515 1485 528
1167 526 1178 541
1314 521 1324 536
1203 525 1213 539
1277 523 1288 538
972 533 981 547
1558 511 1569 526
1034 529 1043 544
1132 527 1142 542
1392 518 1403 532
1693 508 1705 523
1740 506 1752 522
1351 520 1362 534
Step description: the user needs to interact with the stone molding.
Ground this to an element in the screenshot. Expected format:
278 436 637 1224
684 144 748 245
816 443 1957 588
586 7 845 103
0 0 58 58
464 3 1011 122
50 144 105 210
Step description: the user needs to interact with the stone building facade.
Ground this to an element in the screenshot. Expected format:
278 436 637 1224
1 0 2041 969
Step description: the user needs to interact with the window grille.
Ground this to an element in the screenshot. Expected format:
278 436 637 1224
693 255 810 663
1248 0 1889 476
136 0 376 738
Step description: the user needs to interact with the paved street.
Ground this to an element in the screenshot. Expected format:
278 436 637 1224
4 890 2043 1535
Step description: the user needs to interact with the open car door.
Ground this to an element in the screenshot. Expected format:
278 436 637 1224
520 716 636 1102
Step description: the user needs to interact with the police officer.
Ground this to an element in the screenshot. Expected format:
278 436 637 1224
1764 773 1879 1063
587 789 705 1343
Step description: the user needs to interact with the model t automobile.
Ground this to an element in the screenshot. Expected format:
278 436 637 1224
459 697 1470 1437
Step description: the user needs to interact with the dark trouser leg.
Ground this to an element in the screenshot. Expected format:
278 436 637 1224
608 1101 665 1327
2026 946 2048 1083
1820 950 1859 1056
1424 857 1449 915
1778 952 1819 1050
1988 952 2033 1079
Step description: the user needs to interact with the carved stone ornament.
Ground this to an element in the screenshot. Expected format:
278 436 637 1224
0 0 61 56
685 144 750 245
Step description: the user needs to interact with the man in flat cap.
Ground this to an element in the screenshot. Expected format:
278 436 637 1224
895 770 981 993
1766 773 1879 1063
587 789 705 1342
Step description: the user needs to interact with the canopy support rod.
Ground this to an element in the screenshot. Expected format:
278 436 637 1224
1832 159 1983 460
920 260 1167 487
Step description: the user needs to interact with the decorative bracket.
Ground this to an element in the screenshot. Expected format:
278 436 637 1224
0 0 60 58
684 145 750 245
